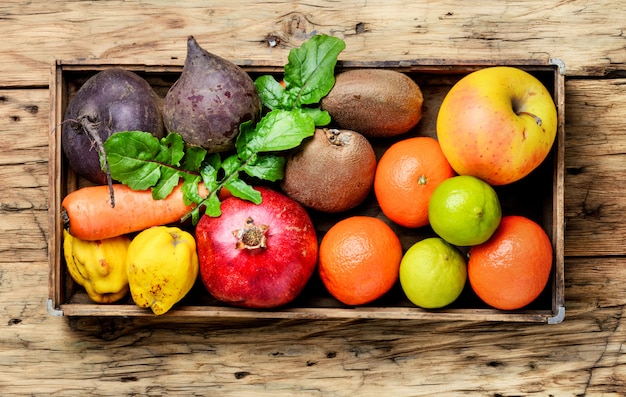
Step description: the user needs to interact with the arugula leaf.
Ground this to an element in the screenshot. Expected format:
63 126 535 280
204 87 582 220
181 146 207 172
297 108 331 127
159 133 186 166
283 34 346 108
199 154 221 192
152 167 181 200
105 131 170 191
225 178 261 203
243 154 286 182
254 34 345 112
201 194 223 218
181 175 205 205
237 110 315 156
254 75 285 111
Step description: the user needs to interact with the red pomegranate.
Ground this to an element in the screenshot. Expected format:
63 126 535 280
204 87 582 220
195 186 319 308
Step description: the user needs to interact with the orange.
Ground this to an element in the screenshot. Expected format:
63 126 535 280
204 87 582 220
468 215 553 310
319 216 403 305
374 136 455 228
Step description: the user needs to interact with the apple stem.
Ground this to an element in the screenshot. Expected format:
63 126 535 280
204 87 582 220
517 111 543 126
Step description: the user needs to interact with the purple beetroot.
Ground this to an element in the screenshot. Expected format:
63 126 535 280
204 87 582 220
61 68 164 185
163 36 261 153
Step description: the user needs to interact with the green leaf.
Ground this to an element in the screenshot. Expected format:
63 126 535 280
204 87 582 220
239 110 315 155
204 152 222 170
181 176 205 205
222 154 242 176
151 168 180 200
283 34 346 107
199 159 221 193
104 131 164 190
180 178 213 223
181 146 207 172
225 178 262 204
203 194 223 218
298 108 331 126
159 133 186 166
255 75 286 110
236 120 257 161
243 154 286 182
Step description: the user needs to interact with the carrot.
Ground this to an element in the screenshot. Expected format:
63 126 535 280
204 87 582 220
61 182 208 241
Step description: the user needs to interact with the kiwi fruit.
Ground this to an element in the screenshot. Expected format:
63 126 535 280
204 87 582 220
280 128 377 213
321 68 423 138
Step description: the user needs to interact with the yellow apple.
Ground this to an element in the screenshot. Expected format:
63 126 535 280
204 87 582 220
436 66 557 185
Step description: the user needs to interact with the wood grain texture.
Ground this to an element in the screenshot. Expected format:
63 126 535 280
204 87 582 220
564 79 626 256
1 0 626 87
0 89 49 264
1 1 626 395
0 258 624 396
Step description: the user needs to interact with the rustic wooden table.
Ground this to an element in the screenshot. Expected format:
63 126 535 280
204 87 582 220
2 1 625 395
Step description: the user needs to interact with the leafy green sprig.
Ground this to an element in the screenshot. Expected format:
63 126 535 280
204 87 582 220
102 34 345 224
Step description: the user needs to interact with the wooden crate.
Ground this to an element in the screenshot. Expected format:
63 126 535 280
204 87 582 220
48 58 566 323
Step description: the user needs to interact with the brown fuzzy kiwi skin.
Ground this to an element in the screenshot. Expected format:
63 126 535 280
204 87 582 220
321 69 424 138
280 128 377 213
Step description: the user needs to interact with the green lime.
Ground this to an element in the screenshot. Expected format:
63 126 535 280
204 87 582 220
399 237 467 309
428 175 501 246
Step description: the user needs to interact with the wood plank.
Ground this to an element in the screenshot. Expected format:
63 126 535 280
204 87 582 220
1 0 626 87
0 90 49 165
564 78 626 256
0 89 49 263
0 255 624 395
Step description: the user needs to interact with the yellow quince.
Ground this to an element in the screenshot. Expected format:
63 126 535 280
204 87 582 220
63 229 131 303
126 226 199 315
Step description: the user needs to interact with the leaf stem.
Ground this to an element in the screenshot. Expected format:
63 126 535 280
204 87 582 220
180 153 257 222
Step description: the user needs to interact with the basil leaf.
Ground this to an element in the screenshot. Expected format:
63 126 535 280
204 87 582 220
283 34 346 107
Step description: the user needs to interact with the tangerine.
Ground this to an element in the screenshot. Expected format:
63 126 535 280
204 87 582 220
468 215 553 310
374 136 455 228
319 216 403 305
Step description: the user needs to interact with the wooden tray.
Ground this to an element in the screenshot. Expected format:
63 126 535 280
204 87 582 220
48 58 566 323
